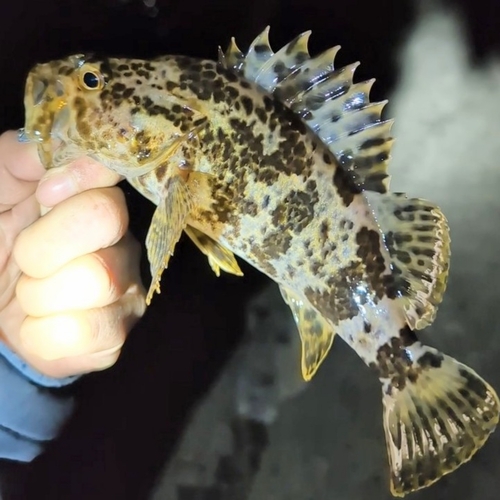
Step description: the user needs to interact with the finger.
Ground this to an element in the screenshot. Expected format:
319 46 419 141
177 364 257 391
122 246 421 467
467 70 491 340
13 187 128 279
18 291 145 377
0 194 40 249
16 233 141 317
0 131 44 209
36 156 123 207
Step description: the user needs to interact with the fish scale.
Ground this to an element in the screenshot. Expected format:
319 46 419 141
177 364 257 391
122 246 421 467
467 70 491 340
21 26 499 497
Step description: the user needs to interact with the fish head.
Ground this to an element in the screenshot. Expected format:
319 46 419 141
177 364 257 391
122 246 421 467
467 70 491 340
23 54 205 176
23 55 86 167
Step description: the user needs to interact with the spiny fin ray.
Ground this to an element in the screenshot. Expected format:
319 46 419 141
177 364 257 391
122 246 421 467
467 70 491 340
185 225 244 277
220 26 394 193
145 176 193 304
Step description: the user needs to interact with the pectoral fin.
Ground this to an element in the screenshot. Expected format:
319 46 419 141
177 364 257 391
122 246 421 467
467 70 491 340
145 176 194 304
185 226 243 277
279 285 336 381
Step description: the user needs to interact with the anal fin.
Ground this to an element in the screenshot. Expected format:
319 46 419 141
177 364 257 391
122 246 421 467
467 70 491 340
365 191 451 330
381 342 499 496
279 285 336 381
145 176 194 304
184 226 243 277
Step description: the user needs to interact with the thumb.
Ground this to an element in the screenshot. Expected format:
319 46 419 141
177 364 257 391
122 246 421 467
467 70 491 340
0 131 44 211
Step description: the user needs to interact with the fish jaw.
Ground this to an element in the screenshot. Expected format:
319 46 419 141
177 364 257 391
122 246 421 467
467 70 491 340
22 62 76 169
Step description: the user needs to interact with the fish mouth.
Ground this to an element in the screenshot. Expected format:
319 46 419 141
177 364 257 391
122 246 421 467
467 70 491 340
23 67 69 145
23 67 70 168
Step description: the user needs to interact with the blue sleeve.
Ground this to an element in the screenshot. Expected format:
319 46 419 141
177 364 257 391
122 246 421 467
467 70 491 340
0 341 78 462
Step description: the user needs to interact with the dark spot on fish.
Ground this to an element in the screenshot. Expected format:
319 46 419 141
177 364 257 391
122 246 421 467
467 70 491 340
355 228 386 299
417 351 443 369
397 251 412 264
255 106 267 124
165 81 177 91
371 335 420 391
333 167 361 206
360 137 387 149
219 66 239 83
399 325 417 346
459 368 488 399
273 60 287 80
154 164 168 182
252 43 268 54
241 95 253 115
122 88 134 99
323 152 333 165
293 141 306 157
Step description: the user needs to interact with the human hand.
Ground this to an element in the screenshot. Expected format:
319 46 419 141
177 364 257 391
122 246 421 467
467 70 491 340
0 130 146 378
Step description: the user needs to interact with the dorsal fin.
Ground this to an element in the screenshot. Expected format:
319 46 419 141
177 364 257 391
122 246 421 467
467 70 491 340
219 27 394 193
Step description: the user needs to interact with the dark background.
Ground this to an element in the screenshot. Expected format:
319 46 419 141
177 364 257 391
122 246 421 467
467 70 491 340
1 0 500 499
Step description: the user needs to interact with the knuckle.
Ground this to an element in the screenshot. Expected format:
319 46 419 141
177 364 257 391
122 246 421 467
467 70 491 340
12 230 32 275
90 304 127 350
15 274 32 313
88 253 118 303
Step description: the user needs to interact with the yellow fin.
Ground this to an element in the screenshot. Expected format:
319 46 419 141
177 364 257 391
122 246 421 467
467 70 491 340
184 226 243 277
366 191 451 330
279 285 335 381
145 176 193 305
381 343 499 496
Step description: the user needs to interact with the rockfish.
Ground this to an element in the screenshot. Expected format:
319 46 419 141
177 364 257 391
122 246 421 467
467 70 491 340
21 27 499 496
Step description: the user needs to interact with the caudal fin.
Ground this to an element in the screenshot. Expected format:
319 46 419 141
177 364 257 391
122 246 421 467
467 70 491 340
381 344 499 497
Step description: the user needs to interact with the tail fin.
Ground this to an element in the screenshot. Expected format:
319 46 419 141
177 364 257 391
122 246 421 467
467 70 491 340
381 344 499 497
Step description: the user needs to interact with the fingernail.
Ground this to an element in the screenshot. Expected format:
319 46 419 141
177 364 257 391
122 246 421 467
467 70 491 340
36 169 77 206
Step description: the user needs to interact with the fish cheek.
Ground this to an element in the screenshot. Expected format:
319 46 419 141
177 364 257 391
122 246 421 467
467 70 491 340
73 96 89 133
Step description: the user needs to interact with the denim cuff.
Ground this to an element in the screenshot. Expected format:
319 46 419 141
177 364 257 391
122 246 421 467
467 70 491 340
0 342 78 462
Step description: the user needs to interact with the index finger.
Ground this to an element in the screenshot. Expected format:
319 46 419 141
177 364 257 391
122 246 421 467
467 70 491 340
14 187 128 279
36 156 123 208
0 131 45 209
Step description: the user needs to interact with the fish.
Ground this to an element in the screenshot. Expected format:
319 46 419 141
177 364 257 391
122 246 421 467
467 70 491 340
21 26 499 496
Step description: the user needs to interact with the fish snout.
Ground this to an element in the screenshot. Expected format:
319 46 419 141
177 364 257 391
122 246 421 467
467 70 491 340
23 69 69 143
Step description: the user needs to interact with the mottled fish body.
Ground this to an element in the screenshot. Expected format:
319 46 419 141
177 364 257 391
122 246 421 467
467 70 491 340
22 27 499 496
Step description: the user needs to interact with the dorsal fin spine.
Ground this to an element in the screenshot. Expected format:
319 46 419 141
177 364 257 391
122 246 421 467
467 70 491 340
220 27 395 194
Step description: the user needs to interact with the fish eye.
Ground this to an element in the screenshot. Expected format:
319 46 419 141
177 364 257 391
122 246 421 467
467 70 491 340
81 71 102 90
